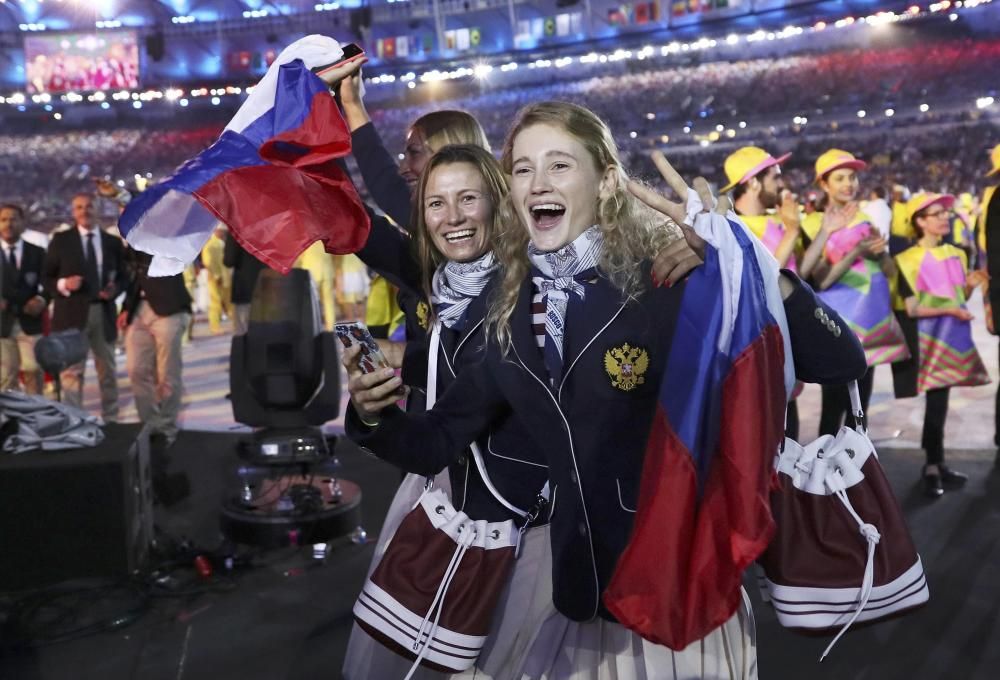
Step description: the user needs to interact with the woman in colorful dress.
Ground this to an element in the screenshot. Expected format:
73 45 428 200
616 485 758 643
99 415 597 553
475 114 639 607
799 149 910 435
895 193 990 497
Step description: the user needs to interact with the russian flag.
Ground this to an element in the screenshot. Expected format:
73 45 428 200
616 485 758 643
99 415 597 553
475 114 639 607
603 203 793 650
120 35 370 276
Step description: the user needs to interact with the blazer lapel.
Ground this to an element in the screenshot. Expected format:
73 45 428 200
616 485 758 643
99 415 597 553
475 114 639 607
559 275 629 389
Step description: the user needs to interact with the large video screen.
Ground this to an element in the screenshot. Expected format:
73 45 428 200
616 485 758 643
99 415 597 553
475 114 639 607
24 31 140 94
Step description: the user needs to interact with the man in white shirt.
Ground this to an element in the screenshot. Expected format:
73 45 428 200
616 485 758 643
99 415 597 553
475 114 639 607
42 193 127 419
1 204 47 393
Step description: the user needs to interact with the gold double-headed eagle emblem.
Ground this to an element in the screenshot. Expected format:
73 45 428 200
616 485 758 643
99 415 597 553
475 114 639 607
416 301 430 330
603 343 650 392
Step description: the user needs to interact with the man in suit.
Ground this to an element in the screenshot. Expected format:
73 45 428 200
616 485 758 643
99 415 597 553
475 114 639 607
223 231 268 335
118 248 192 445
1 204 47 394
43 192 126 419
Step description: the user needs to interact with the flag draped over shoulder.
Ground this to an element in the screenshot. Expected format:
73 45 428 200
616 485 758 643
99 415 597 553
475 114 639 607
119 35 370 277
603 198 793 650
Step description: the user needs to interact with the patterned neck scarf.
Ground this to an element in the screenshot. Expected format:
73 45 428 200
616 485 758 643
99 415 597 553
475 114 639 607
528 225 604 384
430 251 498 331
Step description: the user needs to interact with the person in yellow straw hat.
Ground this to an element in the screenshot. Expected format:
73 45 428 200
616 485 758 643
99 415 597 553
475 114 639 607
800 149 911 435
721 146 800 269
979 143 1000 455
895 192 990 496
722 145 805 438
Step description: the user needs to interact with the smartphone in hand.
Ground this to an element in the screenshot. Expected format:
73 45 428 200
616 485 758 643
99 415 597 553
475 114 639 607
311 43 365 78
335 321 391 375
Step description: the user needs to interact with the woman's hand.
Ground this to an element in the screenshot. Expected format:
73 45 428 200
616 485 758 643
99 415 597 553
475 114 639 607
967 269 990 289
861 235 888 258
950 308 974 322
630 152 729 285
342 344 406 423
375 339 406 369
820 202 857 235
315 53 367 88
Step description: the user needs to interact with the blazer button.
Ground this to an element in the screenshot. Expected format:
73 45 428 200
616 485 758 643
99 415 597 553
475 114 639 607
569 470 578 484
814 308 823 319
826 320 837 332
578 522 588 537
833 327 842 338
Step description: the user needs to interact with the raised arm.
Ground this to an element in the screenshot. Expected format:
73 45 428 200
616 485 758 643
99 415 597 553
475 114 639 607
338 71 414 229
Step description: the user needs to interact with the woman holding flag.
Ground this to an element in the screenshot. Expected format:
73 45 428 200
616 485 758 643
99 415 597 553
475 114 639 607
799 149 910 435
346 101 866 679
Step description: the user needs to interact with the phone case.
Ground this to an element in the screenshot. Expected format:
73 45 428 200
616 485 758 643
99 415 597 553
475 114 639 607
334 321 390 374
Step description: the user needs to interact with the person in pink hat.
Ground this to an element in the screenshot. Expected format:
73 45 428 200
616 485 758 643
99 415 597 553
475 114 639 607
800 149 911 435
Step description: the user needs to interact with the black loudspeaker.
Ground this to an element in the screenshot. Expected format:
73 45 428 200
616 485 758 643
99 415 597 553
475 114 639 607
145 31 165 62
0 424 153 591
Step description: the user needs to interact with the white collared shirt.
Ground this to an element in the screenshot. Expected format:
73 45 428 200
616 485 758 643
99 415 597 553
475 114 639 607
77 224 103 277
1 238 22 269
56 224 105 297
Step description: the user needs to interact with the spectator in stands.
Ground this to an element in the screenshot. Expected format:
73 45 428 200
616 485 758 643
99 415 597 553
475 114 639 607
0 203 47 394
43 192 126 419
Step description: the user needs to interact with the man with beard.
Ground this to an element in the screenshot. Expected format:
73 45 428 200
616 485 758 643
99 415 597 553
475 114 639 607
722 146 804 438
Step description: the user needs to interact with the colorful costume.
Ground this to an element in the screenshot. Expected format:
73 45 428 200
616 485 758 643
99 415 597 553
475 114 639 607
803 212 909 366
895 244 989 393
741 214 798 273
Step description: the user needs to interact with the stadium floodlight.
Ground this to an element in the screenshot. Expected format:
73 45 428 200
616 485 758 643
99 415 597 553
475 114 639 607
885 108 895 117
977 97 995 109
54 113 62 120
407 82 415 89
715 124 724 132
857 110 867 118
739 121 747 129
920 103 930 112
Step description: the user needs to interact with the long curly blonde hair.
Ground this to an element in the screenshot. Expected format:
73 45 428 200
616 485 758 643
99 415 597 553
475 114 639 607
487 101 674 351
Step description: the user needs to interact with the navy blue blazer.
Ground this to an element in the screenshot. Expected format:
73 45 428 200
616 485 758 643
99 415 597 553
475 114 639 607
351 122 413 231
346 277 550 526
1 240 47 337
350 263 868 624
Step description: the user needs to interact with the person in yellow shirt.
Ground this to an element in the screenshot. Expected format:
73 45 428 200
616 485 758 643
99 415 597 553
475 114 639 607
335 253 369 321
294 240 336 331
722 145 803 438
200 224 233 335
